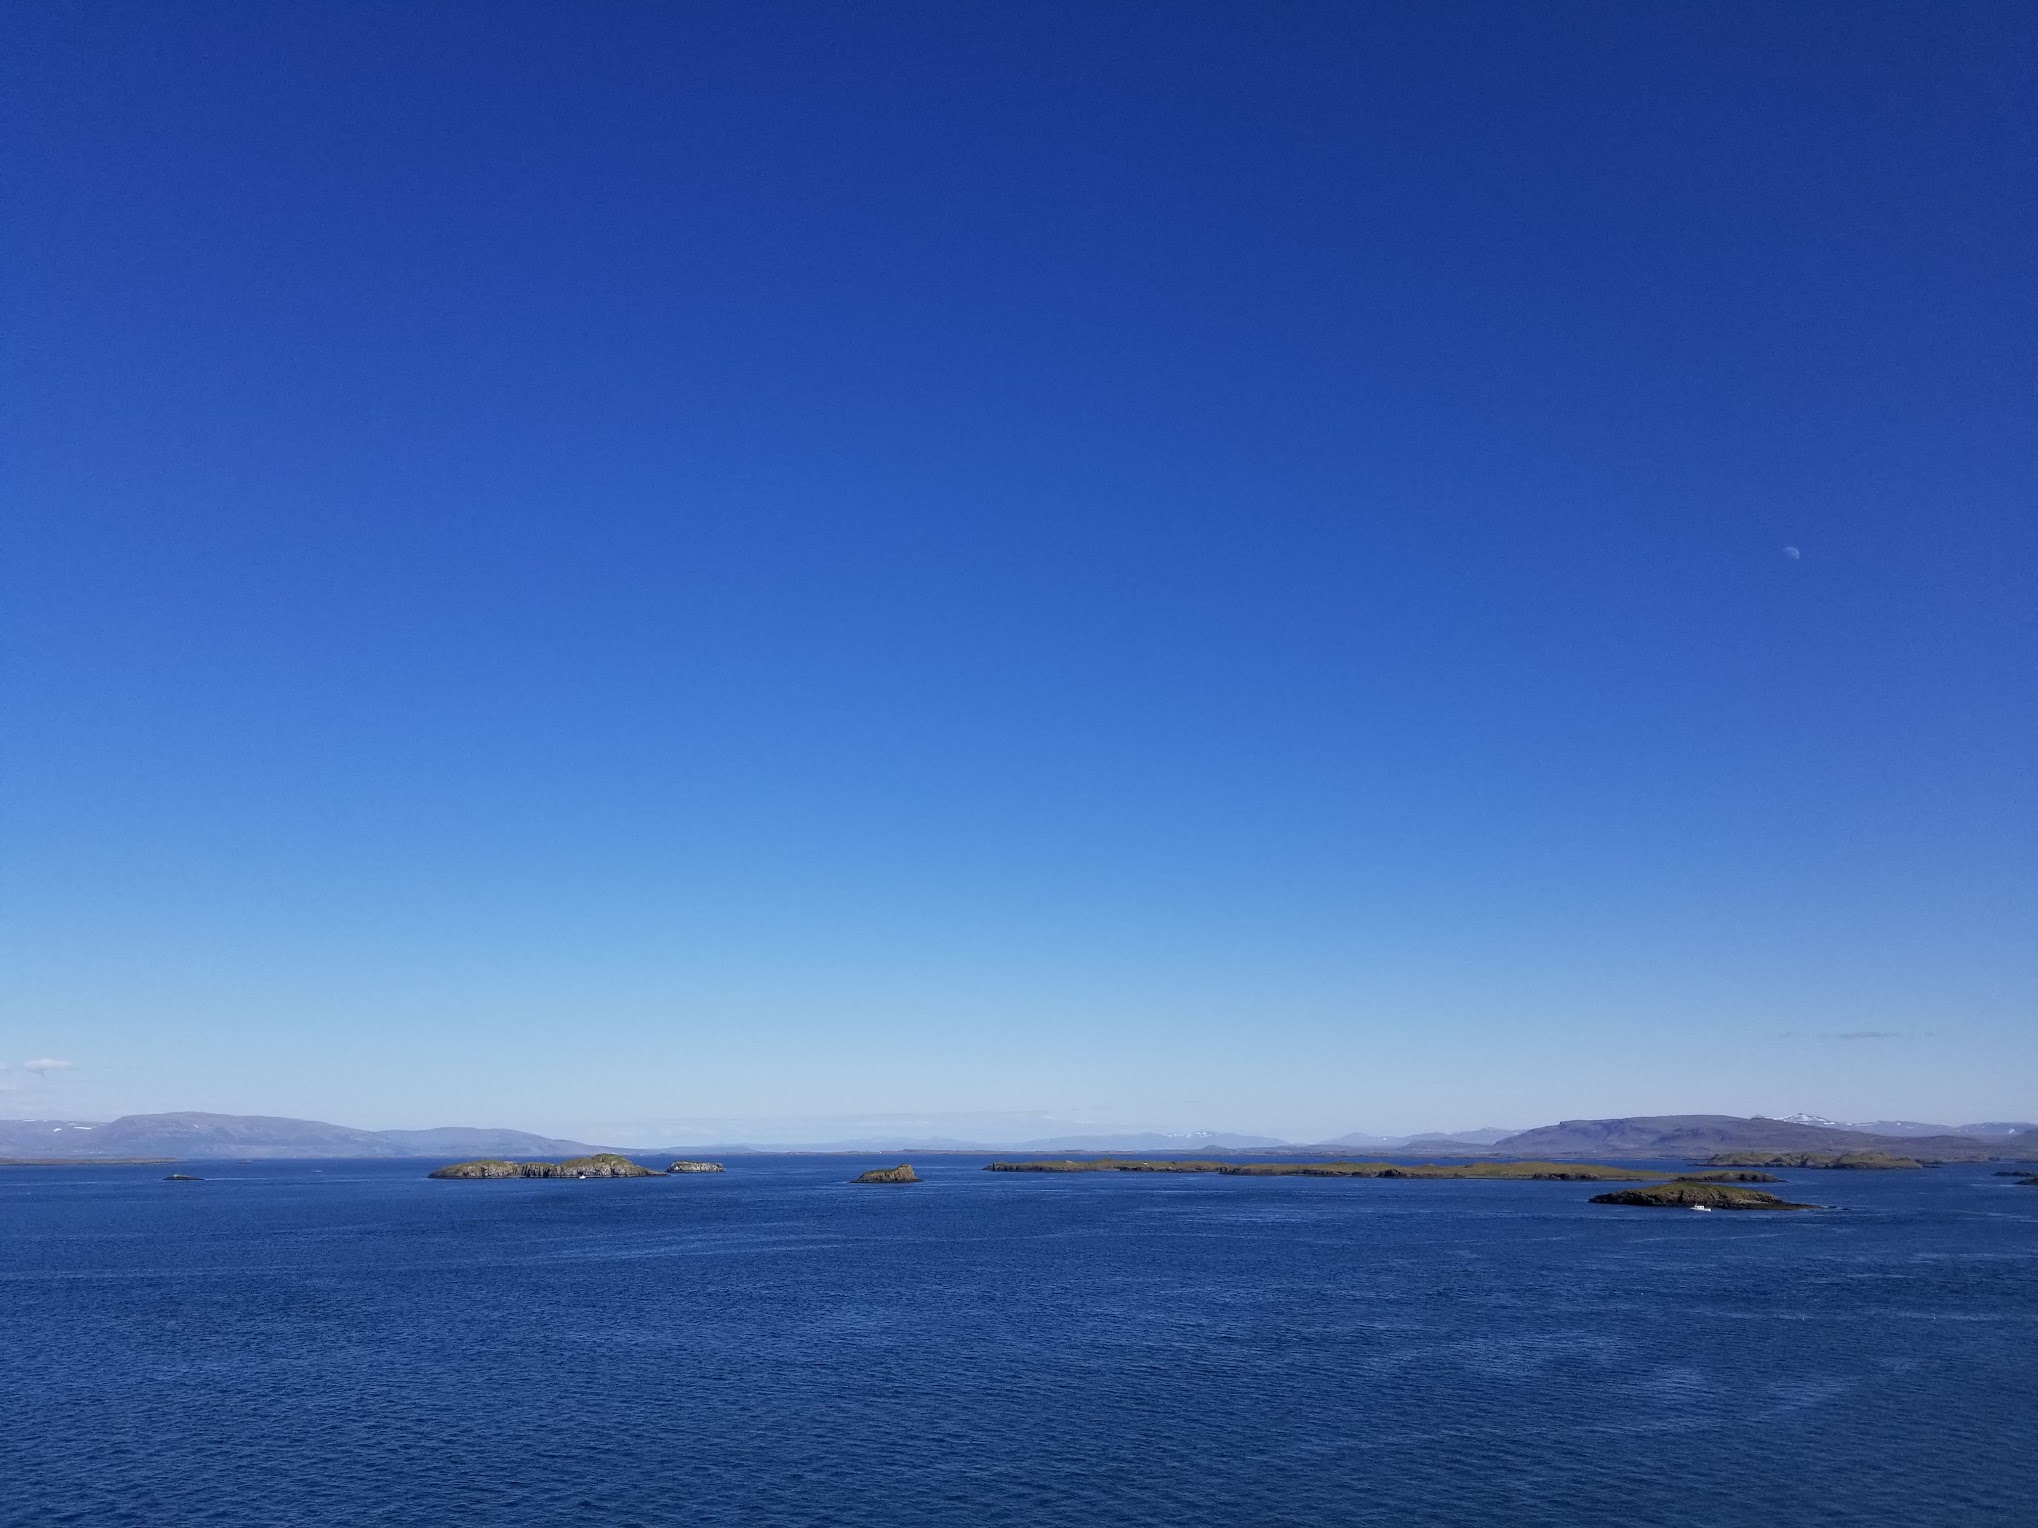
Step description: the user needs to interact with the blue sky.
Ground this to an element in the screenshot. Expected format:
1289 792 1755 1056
4 1 2033 1141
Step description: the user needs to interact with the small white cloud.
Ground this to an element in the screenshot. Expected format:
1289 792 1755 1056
22 1058 75 1074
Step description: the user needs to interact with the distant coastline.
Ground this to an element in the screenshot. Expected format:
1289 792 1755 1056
3 1111 2032 1165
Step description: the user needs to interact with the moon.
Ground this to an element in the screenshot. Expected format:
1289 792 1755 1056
1783 546 1801 560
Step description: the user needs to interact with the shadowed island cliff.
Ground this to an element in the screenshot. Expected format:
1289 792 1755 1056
984 1159 1671 1181
428 1153 656 1179
1591 1180 1819 1210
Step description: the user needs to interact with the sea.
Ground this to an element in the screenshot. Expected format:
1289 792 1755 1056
3 1156 2033 1527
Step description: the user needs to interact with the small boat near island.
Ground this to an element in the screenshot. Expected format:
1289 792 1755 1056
1689 1204 1711 1212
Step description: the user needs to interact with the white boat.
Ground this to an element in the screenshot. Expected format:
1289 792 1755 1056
1689 1203 1712 1212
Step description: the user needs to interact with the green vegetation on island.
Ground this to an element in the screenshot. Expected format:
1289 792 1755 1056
428 1153 656 1179
851 1164 920 1183
1702 1151 1921 1170
1590 1179 1819 1210
983 1158 1671 1181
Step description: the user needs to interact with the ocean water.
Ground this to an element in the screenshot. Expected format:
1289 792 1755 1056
2 1157 2033 1527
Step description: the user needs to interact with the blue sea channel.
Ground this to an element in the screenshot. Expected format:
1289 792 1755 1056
3 1155 2033 1526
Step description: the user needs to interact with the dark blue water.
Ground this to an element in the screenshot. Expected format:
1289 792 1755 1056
3 1157 2033 1526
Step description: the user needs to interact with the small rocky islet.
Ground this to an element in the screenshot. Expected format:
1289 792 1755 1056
428 1154 723 1179
851 1164 920 1184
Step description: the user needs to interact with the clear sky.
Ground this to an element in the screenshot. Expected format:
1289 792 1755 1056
4 1 2033 1142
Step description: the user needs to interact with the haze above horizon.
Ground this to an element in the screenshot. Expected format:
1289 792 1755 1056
4 2 2033 1138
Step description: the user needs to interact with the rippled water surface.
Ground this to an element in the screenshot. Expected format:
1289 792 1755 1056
4 1157 2034 1526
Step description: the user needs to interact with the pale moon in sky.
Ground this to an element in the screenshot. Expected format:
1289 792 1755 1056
1783 546 1801 560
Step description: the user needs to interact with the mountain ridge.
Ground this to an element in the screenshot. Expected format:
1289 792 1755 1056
1483 1114 2037 1163
4 1110 2033 1162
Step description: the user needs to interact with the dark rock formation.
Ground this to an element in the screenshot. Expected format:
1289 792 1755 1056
851 1164 919 1184
665 1160 725 1173
162 1173 202 1181
428 1153 656 1179
1590 1180 1818 1210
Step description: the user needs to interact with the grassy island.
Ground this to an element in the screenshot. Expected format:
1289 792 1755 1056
428 1153 656 1179
1591 1179 1818 1210
983 1159 1670 1181
1703 1151 1921 1170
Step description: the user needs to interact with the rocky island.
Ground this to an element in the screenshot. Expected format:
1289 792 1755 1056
851 1164 919 1184
428 1153 656 1179
1590 1179 1819 1210
665 1160 725 1173
1703 1151 1921 1170
985 1158 1671 1181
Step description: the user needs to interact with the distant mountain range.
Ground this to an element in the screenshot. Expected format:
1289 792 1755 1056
1325 1127 1521 1149
0 1113 603 1161
3 1110 2033 1162
1775 1114 2034 1138
1485 1115 2038 1163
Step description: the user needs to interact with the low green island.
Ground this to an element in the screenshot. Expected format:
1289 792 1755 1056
1590 1179 1819 1211
1703 1151 1921 1170
984 1158 1672 1181
429 1153 656 1179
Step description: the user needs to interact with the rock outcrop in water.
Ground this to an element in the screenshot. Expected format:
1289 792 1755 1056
428 1153 656 1179
851 1164 919 1184
1590 1180 1818 1210
665 1160 725 1173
